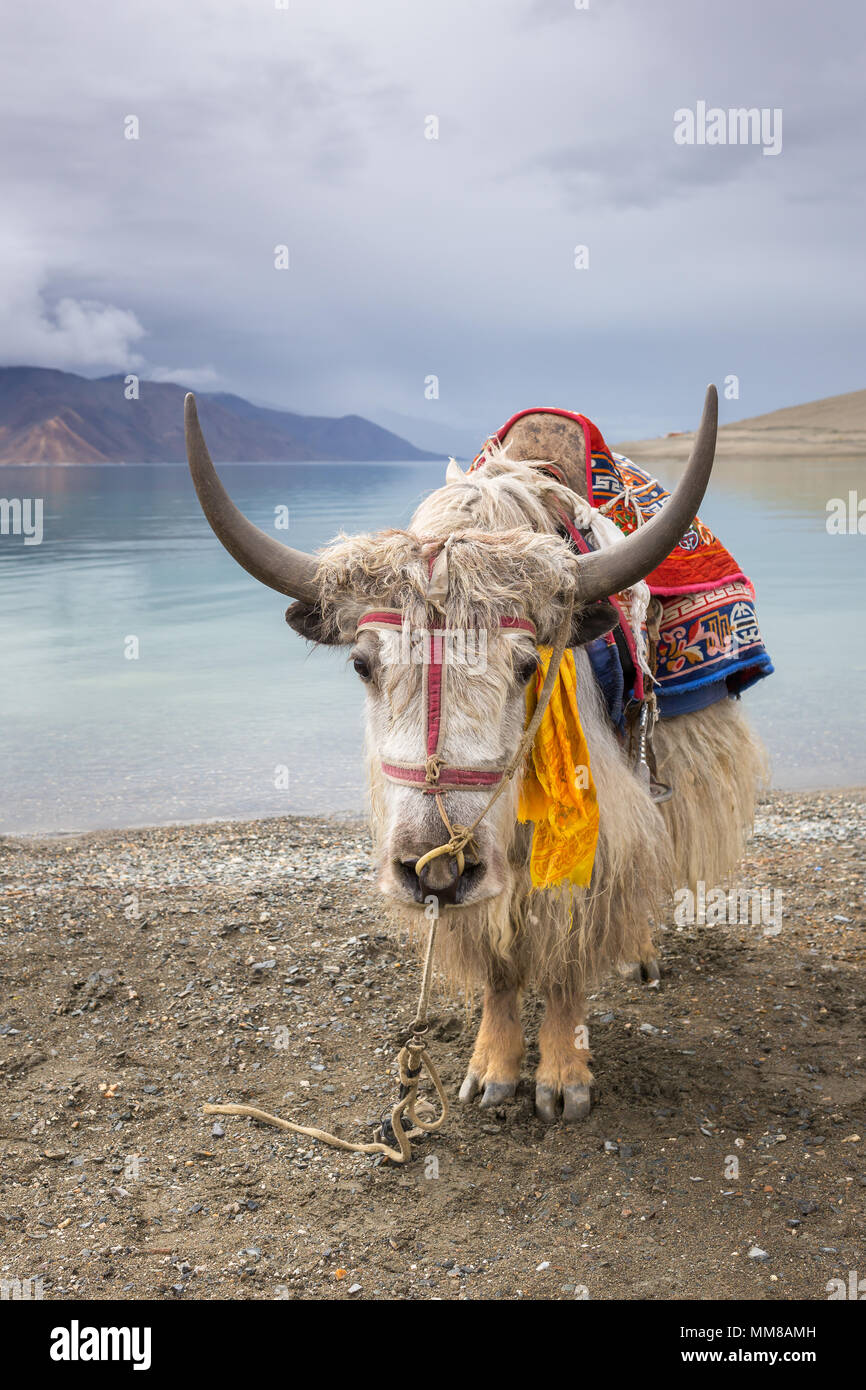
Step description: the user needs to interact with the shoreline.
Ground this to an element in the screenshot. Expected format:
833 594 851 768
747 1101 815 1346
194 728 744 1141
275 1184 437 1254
3 784 866 848
0 807 367 845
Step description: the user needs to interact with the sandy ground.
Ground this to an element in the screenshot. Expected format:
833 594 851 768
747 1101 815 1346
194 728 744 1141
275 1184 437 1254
1 789 863 1302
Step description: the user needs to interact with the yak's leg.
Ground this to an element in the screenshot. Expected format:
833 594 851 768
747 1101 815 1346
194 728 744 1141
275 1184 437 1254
535 988 593 1123
618 920 661 984
459 977 524 1109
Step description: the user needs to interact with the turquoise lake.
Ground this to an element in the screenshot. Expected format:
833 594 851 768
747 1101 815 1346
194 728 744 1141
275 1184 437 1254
1 456 863 833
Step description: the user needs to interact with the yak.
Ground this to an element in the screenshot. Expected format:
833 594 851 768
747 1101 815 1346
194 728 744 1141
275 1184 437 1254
184 385 766 1123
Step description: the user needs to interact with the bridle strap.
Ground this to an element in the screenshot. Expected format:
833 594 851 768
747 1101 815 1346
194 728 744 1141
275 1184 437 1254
414 595 574 877
355 600 575 879
356 612 536 637
356 611 538 793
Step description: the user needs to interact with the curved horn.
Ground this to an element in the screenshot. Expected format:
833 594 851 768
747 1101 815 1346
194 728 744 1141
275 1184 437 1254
575 384 718 604
185 393 319 604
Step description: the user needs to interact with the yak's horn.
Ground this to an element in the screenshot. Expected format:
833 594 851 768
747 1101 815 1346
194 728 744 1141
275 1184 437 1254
185 393 319 604
575 384 718 605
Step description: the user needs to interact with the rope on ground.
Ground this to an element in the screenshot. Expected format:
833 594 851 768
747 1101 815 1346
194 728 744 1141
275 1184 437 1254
202 913 447 1164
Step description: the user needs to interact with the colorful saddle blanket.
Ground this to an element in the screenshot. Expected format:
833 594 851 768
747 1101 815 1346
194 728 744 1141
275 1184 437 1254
475 411 774 721
588 435 773 718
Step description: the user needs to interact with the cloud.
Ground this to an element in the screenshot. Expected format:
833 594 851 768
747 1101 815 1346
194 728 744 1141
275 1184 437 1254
149 365 220 388
0 235 215 382
0 266 146 371
0 0 864 433
39 297 146 368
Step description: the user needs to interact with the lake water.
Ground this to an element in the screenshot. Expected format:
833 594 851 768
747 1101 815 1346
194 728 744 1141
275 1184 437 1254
1 457 863 834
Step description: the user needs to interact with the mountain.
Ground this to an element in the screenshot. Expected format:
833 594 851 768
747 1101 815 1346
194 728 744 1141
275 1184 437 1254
0 367 440 464
616 388 866 464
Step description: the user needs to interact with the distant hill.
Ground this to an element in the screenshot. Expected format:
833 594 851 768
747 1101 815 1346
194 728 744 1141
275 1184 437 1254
0 366 440 464
616 388 866 463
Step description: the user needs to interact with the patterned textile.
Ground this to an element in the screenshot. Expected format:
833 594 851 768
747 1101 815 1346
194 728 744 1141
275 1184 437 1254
589 443 774 716
473 408 773 720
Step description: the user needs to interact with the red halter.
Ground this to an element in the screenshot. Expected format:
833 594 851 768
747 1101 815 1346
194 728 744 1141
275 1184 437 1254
355 609 537 793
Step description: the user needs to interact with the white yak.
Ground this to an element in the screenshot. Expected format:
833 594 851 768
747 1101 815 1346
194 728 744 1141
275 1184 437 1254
185 386 766 1122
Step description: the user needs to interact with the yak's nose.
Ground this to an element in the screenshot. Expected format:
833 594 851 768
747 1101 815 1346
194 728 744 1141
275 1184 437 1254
395 854 485 906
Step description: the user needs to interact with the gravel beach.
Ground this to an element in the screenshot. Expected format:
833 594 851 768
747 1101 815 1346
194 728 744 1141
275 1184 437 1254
1 789 863 1301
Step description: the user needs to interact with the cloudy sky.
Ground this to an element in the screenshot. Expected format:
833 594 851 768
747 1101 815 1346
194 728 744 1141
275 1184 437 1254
1 0 864 447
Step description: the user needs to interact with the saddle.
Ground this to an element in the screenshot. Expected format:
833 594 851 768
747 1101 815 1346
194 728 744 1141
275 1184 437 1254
472 408 774 798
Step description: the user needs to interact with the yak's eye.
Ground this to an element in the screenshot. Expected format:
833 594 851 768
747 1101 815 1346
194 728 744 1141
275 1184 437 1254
353 654 372 682
518 655 539 685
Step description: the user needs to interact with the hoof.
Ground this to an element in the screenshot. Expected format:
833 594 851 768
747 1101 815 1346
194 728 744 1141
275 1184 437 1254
534 1083 559 1123
478 1080 517 1109
535 1082 592 1122
619 958 661 984
562 1083 591 1122
460 1072 517 1107
458 1071 480 1103
618 960 643 983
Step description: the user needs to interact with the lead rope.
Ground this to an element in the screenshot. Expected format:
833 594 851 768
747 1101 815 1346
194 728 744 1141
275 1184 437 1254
203 597 574 1164
203 917 448 1164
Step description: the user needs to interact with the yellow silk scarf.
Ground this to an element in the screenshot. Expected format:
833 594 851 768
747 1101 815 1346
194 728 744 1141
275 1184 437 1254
518 646 599 889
